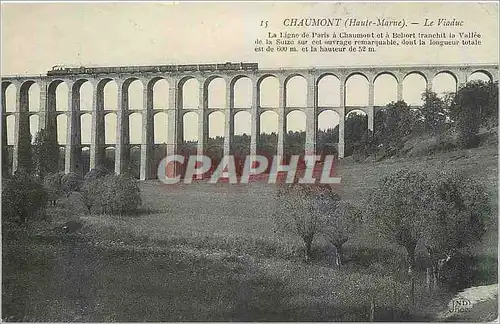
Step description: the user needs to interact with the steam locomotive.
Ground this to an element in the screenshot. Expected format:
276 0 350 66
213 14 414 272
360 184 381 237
47 62 259 76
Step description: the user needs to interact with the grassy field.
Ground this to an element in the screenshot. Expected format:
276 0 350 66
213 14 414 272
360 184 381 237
2 144 497 321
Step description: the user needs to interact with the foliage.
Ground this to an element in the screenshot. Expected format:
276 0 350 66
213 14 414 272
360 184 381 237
82 174 142 215
344 112 368 157
367 168 490 279
421 90 447 134
43 171 65 206
274 184 340 261
373 101 421 158
319 200 362 265
33 129 60 178
423 170 490 264
2 171 48 224
84 165 111 182
17 129 33 174
450 81 498 148
2 139 11 177
60 172 83 195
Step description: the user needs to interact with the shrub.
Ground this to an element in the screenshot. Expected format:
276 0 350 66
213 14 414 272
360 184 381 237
82 174 141 215
2 172 48 224
43 171 65 205
61 172 83 195
84 165 111 182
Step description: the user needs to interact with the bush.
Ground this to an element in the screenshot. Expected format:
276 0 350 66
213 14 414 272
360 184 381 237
84 165 111 182
82 174 141 215
43 171 65 205
61 172 83 195
2 172 48 224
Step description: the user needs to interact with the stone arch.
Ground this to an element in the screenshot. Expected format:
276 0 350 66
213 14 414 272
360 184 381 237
104 113 117 144
104 147 116 172
182 111 198 142
80 113 92 144
258 75 279 108
3 82 16 112
318 109 340 131
29 114 39 143
234 111 251 135
206 76 226 109
128 145 141 179
346 109 368 118
259 110 278 157
124 78 144 110
179 77 199 109
231 76 252 108
6 115 15 145
317 74 341 107
208 110 225 139
49 81 69 112
150 78 169 109
403 72 427 106
374 73 398 106
285 110 306 157
18 81 38 112
345 73 369 106
469 70 493 82
80 147 91 176
79 80 93 111
28 82 41 112
56 114 68 144
103 80 118 110
433 71 458 97
286 110 306 132
260 110 279 135
154 112 168 144
233 110 251 157
285 74 307 107
129 112 142 144
317 109 340 157
345 109 368 157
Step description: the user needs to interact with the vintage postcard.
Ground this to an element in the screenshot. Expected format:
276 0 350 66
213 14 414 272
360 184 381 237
1 1 498 322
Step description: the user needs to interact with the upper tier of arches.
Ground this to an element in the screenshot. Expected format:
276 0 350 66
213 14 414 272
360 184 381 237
2 66 497 114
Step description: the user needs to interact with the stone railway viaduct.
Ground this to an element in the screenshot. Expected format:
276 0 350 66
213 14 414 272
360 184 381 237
1 63 497 180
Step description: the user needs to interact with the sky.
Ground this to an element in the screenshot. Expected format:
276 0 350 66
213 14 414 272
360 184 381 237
2 2 498 143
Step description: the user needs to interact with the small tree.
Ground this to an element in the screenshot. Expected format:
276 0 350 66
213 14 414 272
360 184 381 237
81 174 141 215
450 80 499 148
366 169 435 305
61 172 83 196
43 171 65 206
2 171 48 224
105 174 142 214
319 200 362 266
274 184 340 261
373 101 420 157
17 131 33 174
84 165 111 182
421 90 447 135
367 168 491 302
422 171 490 292
33 129 60 178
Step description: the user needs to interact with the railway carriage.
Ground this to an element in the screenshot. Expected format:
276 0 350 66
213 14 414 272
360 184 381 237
47 62 259 76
